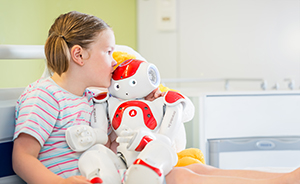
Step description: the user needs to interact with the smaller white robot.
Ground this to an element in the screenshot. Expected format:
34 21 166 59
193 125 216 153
66 59 194 184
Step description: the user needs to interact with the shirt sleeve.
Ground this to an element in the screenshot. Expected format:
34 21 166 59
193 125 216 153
13 87 59 147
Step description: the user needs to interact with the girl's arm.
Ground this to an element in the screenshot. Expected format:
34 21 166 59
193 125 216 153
105 131 119 154
12 133 90 184
144 88 165 101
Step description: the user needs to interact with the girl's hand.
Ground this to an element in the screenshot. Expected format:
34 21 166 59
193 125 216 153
59 176 92 184
145 88 165 101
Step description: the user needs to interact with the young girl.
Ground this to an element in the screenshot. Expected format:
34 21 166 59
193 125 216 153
12 11 300 184
12 11 115 184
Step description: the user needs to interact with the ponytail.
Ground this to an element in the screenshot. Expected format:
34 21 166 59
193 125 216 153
45 33 70 76
45 11 110 76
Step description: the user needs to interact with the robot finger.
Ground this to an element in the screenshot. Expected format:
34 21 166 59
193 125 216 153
116 136 132 144
120 130 136 136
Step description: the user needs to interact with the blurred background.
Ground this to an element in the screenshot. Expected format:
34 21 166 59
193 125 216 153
0 0 299 91
0 0 136 88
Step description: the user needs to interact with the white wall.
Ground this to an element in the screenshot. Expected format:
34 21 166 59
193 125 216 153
137 0 300 91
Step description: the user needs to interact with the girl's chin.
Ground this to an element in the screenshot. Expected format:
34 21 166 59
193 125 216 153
103 83 112 89
91 82 111 89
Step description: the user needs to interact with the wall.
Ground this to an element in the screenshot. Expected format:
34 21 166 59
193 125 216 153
0 0 137 88
138 0 300 91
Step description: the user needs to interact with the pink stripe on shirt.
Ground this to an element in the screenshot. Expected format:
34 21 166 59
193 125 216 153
60 102 91 111
18 111 55 128
26 96 59 112
19 104 57 121
48 159 78 169
40 147 56 154
44 141 65 147
20 88 58 104
40 151 77 162
14 127 45 142
57 168 79 176
57 110 91 121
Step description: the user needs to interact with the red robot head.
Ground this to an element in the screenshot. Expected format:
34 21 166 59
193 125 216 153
109 59 161 100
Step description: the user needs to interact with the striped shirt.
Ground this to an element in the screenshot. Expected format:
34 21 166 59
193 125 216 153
14 77 94 178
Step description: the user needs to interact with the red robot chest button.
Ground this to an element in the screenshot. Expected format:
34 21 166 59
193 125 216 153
112 101 157 130
129 109 137 117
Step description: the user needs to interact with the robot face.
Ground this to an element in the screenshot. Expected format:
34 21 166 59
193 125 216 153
109 59 160 100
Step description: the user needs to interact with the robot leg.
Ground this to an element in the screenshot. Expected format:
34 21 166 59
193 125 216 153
78 144 125 184
124 140 178 184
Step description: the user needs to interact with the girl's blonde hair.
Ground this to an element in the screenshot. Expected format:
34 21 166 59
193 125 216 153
45 11 110 76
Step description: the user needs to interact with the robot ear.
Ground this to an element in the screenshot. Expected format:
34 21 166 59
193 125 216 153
147 64 161 88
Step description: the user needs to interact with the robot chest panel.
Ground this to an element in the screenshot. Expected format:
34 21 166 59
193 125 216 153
111 100 159 132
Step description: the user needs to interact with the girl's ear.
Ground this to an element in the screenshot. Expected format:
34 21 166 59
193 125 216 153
70 45 84 66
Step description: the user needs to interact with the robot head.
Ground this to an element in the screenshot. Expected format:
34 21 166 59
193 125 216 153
109 59 161 100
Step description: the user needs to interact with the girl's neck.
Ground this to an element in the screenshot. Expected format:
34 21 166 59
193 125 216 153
51 72 86 96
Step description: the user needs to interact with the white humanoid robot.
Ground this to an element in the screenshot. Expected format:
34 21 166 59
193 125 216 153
66 59 194 184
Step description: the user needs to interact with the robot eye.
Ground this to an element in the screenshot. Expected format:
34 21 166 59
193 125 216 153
129 79 137 87
114 83 120 91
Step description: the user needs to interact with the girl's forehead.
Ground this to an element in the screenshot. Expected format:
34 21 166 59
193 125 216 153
99 29 114 40
94 29 115 47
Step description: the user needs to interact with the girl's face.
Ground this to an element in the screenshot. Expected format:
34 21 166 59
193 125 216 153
84 29 117 88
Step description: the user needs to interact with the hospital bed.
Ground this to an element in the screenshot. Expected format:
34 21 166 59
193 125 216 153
1 45 300 184
182 90 300 172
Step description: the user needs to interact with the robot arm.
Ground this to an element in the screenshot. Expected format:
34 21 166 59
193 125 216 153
117 128 173 153
90 102 109 144
65 92 110 152
158 91 189 151
117 128 155 152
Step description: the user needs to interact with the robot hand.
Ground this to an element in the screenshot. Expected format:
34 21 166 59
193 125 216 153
116 128 155 152
66 125 108 152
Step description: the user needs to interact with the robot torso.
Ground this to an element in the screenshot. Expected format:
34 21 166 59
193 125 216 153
108 97 165 136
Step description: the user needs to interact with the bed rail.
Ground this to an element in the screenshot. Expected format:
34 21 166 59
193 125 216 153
0 45 50 78
0 45 45 59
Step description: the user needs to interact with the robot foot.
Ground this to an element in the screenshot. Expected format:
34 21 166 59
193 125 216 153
90 177 103 184
86 168 119 184
124 164 165 184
